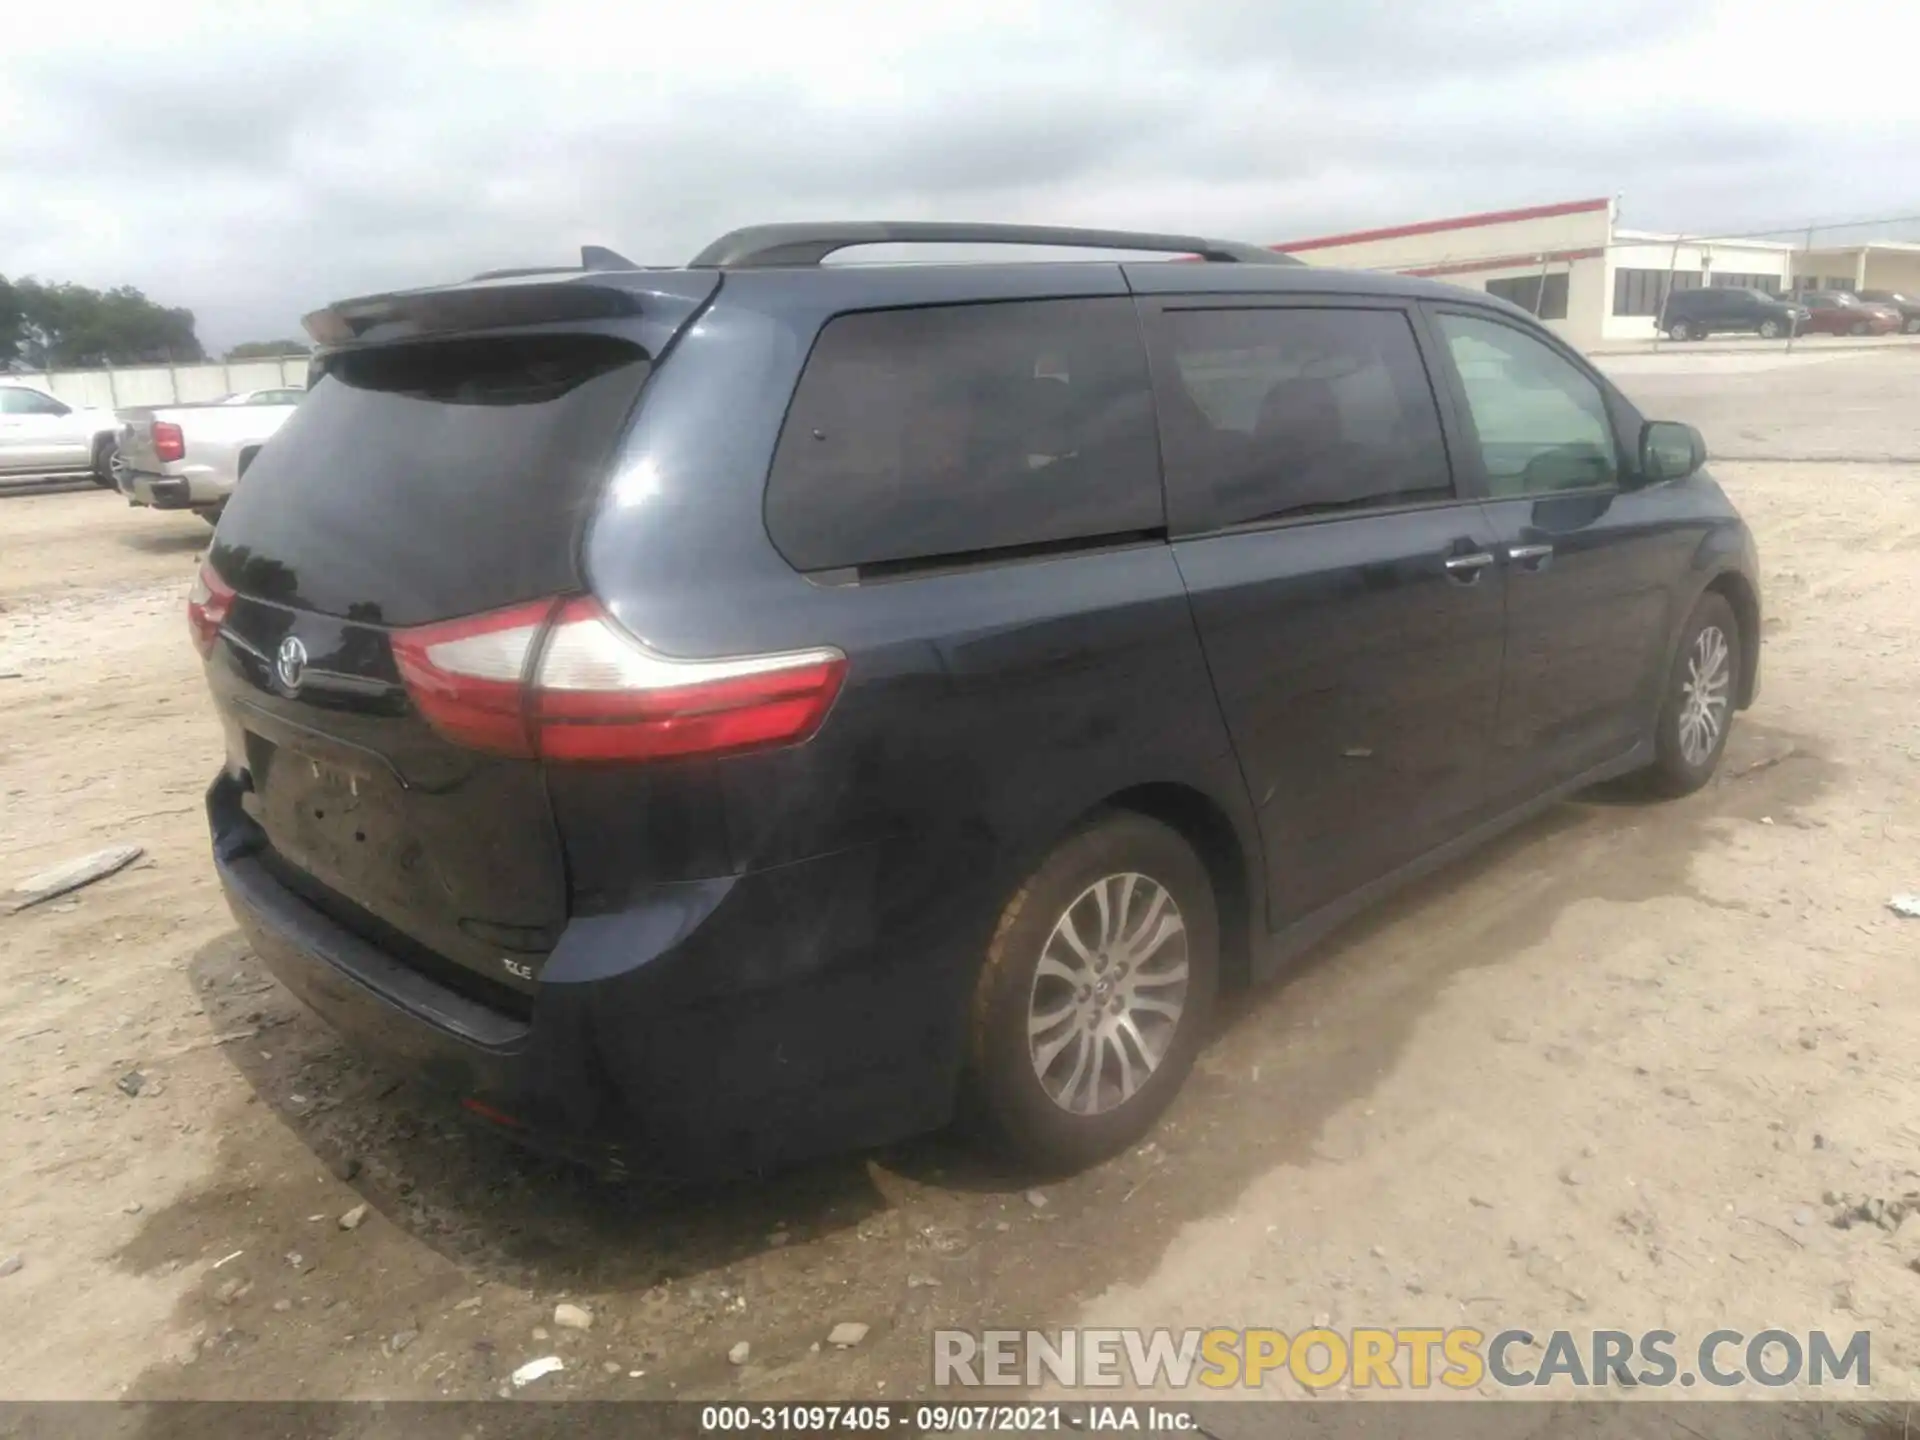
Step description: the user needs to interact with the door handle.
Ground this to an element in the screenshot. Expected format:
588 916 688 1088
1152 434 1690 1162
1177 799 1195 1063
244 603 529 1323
1443 551 1496 582
1508 542 1555 571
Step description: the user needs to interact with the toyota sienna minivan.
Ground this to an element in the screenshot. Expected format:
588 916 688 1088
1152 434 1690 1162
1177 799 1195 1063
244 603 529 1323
196 222 1761 1176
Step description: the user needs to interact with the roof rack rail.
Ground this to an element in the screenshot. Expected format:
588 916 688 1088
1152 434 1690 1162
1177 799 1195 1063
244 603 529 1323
688 222 1299 269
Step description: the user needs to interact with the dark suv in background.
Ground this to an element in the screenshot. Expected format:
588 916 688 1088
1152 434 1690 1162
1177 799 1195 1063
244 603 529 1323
1659 285 1807 341
195 223 1762 1177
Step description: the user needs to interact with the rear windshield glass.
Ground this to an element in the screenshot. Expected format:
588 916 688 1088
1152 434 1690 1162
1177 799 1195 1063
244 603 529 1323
765 298 1162 573
212 333 649 626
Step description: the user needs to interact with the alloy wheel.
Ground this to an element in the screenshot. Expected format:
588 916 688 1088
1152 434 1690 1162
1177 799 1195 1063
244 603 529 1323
1677 624 1732 767
1026 872 1190 1115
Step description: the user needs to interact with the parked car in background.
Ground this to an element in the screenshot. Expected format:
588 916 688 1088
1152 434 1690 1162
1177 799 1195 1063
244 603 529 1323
1855 289 1920 334
116 391 303 524
219 388 308 406
0 382 121 484
1658 286 1807 341
193 223 1762 1178
1788 290 1903 336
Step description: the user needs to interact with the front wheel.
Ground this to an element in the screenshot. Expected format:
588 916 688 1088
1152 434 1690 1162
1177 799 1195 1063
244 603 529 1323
964 813 1219 1173
1850 320 1870 337
1666 321 1693 342
1641 593 1741 797
1757 319 1782 340
1905 317 1920 334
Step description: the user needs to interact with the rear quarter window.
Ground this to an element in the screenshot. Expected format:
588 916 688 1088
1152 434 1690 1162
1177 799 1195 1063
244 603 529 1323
765 298 1162 573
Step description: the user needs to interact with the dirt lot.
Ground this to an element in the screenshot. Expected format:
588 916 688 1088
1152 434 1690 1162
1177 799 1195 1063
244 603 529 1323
2 350 1918 1406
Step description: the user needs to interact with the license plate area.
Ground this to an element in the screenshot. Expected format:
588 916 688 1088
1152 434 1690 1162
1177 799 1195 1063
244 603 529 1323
245 734 422 906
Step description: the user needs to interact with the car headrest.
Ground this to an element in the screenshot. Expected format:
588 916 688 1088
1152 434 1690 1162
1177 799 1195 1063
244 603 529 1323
1254 376 1343 446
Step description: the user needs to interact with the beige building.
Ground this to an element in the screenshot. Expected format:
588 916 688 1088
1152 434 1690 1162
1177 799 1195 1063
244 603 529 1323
1271 198 1804 350
1791 242 1920 298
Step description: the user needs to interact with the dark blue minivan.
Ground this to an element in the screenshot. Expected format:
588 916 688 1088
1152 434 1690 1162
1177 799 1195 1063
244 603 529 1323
194 223 1761 1176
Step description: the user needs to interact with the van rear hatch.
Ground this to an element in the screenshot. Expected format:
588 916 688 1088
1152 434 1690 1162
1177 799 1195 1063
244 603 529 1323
204 272 718 1008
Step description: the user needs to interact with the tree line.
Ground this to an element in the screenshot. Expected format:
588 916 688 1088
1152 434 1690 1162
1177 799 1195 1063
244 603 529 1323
0 274 307 368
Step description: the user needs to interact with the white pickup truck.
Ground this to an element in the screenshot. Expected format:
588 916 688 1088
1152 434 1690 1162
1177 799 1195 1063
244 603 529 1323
115 389 304 523
0 382 122 484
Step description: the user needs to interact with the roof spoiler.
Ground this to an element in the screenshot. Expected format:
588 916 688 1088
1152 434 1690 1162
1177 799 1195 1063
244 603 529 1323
303 276 646 347
688 222 1300 269
465 245 643 283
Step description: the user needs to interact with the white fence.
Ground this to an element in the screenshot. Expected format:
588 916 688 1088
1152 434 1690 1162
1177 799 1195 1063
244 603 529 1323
4 356 312 411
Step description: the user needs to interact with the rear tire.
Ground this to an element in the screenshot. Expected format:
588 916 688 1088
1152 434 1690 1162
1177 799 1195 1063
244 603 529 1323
91 437 118 489
1905 317 1920 334
964 813 1218 1174
1641 592 1741 797
1849 320 1870 337
1666 321 1693 342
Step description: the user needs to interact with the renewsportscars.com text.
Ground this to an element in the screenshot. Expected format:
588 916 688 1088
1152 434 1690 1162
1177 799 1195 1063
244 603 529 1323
933 1327 1871 1390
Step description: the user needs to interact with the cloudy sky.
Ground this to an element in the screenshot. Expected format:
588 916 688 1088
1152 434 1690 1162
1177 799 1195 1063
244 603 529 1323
4 0 1918 351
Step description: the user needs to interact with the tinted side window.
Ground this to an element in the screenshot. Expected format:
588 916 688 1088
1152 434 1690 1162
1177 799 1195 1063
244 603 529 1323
1146 306 1453 531
1434 311 1619 497
765 299 1160 573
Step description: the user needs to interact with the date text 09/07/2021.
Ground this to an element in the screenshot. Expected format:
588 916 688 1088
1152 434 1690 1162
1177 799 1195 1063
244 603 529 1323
698 1404 1166 1432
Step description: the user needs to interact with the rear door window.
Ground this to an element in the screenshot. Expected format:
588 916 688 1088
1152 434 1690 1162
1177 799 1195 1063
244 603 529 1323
1143 305 1455 532
765 299 1161 573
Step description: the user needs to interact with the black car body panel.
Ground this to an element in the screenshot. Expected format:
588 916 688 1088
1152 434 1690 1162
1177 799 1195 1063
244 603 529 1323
203 236 1762 1176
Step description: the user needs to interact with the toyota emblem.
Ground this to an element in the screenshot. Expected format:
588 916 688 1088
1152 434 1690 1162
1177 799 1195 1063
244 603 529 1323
276 635 308 691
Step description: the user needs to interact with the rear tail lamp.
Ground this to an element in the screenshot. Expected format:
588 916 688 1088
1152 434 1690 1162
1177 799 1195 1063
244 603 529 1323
186 563 236 658
152 420 186 463
391 597 846 763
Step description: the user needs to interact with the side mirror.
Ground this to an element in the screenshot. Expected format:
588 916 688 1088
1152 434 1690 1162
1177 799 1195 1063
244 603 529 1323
1638 419 1705 484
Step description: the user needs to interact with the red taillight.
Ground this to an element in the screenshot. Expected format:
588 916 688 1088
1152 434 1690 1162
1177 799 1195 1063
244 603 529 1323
391 597 846 764
186 563 235 658
391 598 553 757
152 420 185 463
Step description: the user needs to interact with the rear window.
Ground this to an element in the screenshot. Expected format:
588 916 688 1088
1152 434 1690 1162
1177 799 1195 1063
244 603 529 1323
765 298 1161 573
212 333 649 625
